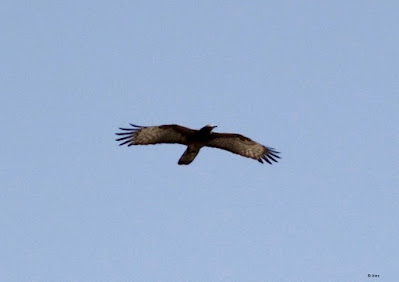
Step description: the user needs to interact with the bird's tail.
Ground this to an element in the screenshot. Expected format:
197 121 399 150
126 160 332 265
178 146 201 165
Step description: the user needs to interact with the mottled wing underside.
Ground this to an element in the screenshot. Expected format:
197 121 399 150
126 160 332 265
115 124 195 146
207 133 280 164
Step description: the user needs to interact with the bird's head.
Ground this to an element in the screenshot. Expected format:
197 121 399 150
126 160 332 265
200 124 217 133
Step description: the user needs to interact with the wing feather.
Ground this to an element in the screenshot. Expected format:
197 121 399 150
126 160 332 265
206 133 280 164
115 124 195 146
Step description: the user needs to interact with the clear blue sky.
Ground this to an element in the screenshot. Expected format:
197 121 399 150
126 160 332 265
1 1 398 281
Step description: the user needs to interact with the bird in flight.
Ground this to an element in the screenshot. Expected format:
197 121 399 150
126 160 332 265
115 123 280 165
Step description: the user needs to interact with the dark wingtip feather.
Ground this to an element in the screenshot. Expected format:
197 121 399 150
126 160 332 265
119 139 133 146
115 123 143 146
268 155 279 163
129 123 144 128
269 152 281 159
258 146 281 165
116 135 132 142
263 156 272 164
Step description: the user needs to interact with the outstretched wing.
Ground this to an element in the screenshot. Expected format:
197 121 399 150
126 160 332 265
115 124 195 146
206 133 280 164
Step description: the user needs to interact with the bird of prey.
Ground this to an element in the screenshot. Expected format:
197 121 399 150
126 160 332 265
115 123 280 165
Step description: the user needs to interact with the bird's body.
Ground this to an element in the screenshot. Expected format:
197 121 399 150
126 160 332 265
115 123 280 165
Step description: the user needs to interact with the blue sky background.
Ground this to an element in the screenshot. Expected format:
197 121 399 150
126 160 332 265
1 1 398 281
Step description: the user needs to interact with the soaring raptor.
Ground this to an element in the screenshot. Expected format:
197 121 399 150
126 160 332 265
115 124 280 165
